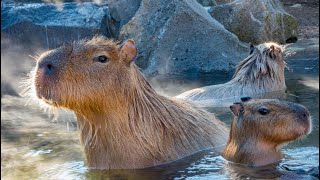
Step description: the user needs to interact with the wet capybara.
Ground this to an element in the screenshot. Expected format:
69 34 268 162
223 98 312 167
175 42 286 107
25 36 229 169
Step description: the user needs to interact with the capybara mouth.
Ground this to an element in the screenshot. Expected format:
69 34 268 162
304 118 312 135
294 117 312 140
34 69 60 106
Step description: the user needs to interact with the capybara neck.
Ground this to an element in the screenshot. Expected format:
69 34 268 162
223 99 311 167
30 36 229 169
224 129 283 167
76 65 228 169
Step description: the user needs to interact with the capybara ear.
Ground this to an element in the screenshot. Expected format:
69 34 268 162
120 39 137 64
249 42 255 55
230 103 244 116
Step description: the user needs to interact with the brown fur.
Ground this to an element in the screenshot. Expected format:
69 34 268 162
223 99 311 167
175 42 286 107
24 36 229 169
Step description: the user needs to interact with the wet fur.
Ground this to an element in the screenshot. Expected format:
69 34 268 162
223 99 311 167
175 43 286 106
25 36 229 169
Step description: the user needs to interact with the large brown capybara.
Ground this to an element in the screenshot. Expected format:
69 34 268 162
175 42 286 107
223 98 312 167
24 36 229 169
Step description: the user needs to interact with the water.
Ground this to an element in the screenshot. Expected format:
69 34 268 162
1 39 319 179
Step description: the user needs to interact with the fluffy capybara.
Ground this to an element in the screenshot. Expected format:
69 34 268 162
223 98 312 167
175 42 286 107
24 36 229 169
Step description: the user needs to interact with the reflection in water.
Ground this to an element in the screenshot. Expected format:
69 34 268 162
1 40 319 179
38 147 319 180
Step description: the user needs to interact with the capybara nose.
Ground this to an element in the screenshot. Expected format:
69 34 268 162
299 111 310 122
295 105 310 122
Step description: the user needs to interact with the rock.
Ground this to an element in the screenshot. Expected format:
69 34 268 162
107 0 141 38
209 0 298 44
196 0 217 7
216 0 234 5
1 2 112 50
284 38 319 61
120 0 247 76
290 4 302 8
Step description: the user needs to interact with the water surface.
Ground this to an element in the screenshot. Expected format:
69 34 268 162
1 39 319 179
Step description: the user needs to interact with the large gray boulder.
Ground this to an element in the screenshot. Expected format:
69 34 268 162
120 0 247 76
107 0 141 38
209 0 298 44
196 0 217 6
1 2 111 49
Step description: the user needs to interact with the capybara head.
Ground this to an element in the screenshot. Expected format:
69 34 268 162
223 98 311 166
229 99 311 145
32 36 137 110
234 42 285 82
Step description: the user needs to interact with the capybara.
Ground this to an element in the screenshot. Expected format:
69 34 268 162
175 42 286 107
223 98 312 167
24 36 229 169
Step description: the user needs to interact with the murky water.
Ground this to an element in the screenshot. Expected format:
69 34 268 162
1 39 319 180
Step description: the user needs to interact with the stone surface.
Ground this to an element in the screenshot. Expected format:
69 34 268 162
209 0 299 44
120 0 247 76
1 2 112 49
107 0 141 38
196 0 217 6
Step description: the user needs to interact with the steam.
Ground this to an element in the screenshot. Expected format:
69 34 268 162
1 37 39 97
1 37 75 126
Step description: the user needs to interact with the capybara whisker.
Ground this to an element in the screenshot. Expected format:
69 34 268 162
29 36 229 169
223 99 312 167
175 42 286 107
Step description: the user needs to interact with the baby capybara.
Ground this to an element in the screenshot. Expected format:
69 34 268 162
26 36 229 169
223 98 312 167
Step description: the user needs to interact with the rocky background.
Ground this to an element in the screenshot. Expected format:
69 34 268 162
1 0 318 97
1 1 319 178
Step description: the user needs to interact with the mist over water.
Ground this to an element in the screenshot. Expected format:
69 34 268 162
1 9 319 178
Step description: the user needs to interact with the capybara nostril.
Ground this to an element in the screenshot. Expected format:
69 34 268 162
303 113 307 118
44 63 55 75
47 64 53 70
298 107 310 122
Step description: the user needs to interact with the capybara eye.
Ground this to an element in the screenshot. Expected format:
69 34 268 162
258 108 270 115
98 55 109 63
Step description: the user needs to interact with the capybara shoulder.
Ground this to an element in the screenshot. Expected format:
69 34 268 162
27 36 229 169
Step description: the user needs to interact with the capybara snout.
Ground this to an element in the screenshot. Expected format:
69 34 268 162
36 47 69 76
288 102 310 121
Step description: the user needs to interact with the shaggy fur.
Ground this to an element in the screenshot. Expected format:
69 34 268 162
223 99 311 167
24 36 229 169
175 42 286 107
